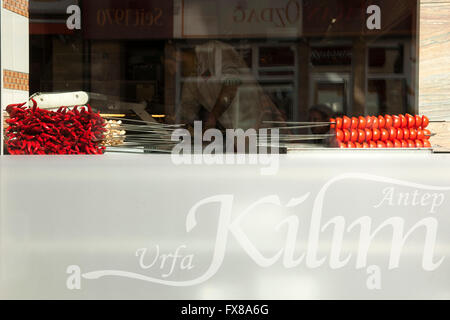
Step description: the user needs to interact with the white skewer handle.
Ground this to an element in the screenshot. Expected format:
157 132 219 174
28 92 89 109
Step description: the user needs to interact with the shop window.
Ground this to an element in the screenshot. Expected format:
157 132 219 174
19 0 419 152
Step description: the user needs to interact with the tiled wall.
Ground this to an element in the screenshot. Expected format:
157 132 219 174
3 0 29 18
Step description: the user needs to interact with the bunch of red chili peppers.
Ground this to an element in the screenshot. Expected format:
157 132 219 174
4 100 107 155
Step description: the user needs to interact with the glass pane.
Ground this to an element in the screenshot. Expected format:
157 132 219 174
16 0 420 153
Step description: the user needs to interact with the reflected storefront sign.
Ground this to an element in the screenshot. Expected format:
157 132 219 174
174 0 303 39
82 0 173 39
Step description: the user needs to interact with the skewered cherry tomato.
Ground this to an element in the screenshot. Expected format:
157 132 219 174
336 117 343 130
351 117 359 130
365 128 372 141
389 127 397 140
348 142 356 148
423 140 432 148
355 142 362 148
403 128 410 140
336 129 344 142
366 116 373 129
372 116 379 129
406 114 415 128
407 140 416 148
343 116 351 129
358 116 366 130
339 142 347 148
392 115 401 129
399 114 407 128
372 128 381 141
378 115 386 129
330 118 335 129
369 141 377 148
351 129 358 142
423 129 431 140
381 128 389 142
401 140 408 148
362 142 370 148
394 139 402 148
417 129 425 140
422 116 429 128
415 115 422 128
358 129 366 143
377 141 386 148
409 128 417 140
397 128 404 140
386 141 394 148
385 115 393 129
344 129 350 142
415 140 424 148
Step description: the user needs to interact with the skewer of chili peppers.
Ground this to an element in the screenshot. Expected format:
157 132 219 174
4 101 107 155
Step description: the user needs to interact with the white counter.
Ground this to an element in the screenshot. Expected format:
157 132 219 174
1 152 449 299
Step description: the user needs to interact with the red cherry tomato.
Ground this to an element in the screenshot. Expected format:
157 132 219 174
339 142 347 148
415 140 424 148
409 128 417 140
378 115 386 129
422 116 430 128
372 128 381 141
336 117 343 130
365 128 373 141
399 114 407 128
358 116 366 130
401 140 408 148
394 140 402 148
372 116 379 129
362 142 370 148
407 140 416 148
366 116 373 129
386 141 394 148
415 115 422 128
351 129 358 142
330 118 335 129
343 116 351 129
423 140 432 148
358 129 366 143
389 127 397 140
348 142 356 148
406 114 415 128
397 128 404 140
392 115 401 129
385 115 393 129
355 142 362 148
381 128 389 142
369 141 377 148
344 129 350 142
336 129 344 142
423 129 431 140
377 141 386 148
417 129 425 140
351 117 359 130
403 128 410 140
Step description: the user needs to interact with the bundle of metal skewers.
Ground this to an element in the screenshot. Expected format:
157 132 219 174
3 100 184 155
101 116 184 154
